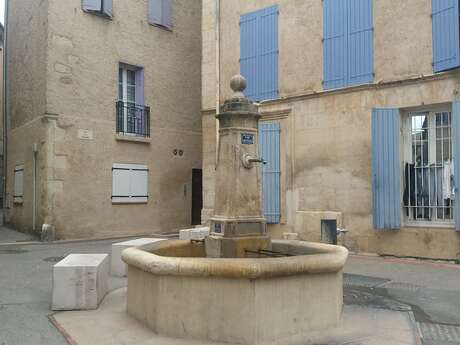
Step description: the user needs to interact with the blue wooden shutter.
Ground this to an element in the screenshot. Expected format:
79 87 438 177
347 0 373 85
240 5 278 101
259 122 281 224
82 0 101 12
323 0 347 89
372 108 401 230
257 6 278 101
432 0 460 72
163 0 172 29
240 11 258 100
102 0 112 17
135 69 144 106
149 0 163 26
452 101 460 230
149 0 172 28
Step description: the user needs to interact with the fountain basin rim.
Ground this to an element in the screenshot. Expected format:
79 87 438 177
121 240 348 279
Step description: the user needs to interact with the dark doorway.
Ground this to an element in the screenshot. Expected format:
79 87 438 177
191 169 203 225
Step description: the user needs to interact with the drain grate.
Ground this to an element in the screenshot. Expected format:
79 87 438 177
43 256 66 263
343 274 391 288
418 322 460 343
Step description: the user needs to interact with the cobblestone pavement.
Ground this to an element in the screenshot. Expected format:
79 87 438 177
345 255 460 345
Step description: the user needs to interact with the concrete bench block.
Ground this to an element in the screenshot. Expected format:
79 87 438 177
190 227 210 240
180 227 210 240
111 238 165 277
179 229 192 240
52 254 109 311
283 232 299 240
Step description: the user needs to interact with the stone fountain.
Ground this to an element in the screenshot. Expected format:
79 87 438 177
122 76 348 344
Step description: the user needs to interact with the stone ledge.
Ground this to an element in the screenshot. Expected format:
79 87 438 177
115 133 151 144
122 240 349 279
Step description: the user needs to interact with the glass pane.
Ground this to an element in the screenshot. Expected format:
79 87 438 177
127 86 136 103
127 70 136 86
118 68 123 100
118 83 123 100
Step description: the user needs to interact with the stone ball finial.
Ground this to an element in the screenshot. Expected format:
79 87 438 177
230 75 247 98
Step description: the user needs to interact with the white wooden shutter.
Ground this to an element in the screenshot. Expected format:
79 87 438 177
112 164 148 203
14 165 24 203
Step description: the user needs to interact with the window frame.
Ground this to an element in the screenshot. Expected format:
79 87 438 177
401 106 456 228
117 63 146 137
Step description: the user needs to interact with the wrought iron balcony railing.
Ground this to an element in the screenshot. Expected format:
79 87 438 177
116 101 151 137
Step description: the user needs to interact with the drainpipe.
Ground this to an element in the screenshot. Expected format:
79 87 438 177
3 0 9 216
32 143 38 231
215 0 220 167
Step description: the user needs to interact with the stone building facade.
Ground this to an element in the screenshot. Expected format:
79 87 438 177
202 0 460 259
5 0 202 239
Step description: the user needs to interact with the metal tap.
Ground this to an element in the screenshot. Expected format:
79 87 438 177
241 153 266 169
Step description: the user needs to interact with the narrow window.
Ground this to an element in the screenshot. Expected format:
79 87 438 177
402 111 455 224
112 164 149 204
14 165 24 204
117 64 149 137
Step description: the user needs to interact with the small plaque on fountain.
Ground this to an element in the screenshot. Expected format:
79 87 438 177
241 133 254 145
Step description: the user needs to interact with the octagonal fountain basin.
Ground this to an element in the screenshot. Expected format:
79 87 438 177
122 239 348 345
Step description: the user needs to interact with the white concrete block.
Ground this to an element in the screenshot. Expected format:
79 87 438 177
111 238 165 277
52 254 109 311
283 232 299 240
179 229 192 240
190 227 210 240
190 228 203 240
200 227 210 238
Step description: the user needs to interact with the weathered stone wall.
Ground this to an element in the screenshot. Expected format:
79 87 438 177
5 0 49 230
201 0 460 259
7 0 202 238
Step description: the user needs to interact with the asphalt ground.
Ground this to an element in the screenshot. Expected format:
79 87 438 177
0 227 459 345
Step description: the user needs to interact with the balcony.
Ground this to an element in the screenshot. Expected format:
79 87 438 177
116 101 151 138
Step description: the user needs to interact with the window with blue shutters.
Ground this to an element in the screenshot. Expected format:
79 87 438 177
82 0 112 18
240 5 278 102
323 0 373 90
372 108 401 230
259 122 281 224
149 0 172 30
432 0 460 72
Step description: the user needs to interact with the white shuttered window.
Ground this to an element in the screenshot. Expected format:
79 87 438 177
14 165 24 204
112 164 148 204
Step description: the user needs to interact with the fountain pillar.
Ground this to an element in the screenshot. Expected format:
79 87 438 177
206 75 270 258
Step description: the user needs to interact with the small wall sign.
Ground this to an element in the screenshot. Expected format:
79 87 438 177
214 223 222 233
78 129 93 140
241 133 254 145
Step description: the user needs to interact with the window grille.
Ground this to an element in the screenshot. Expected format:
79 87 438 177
403 111 455 223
